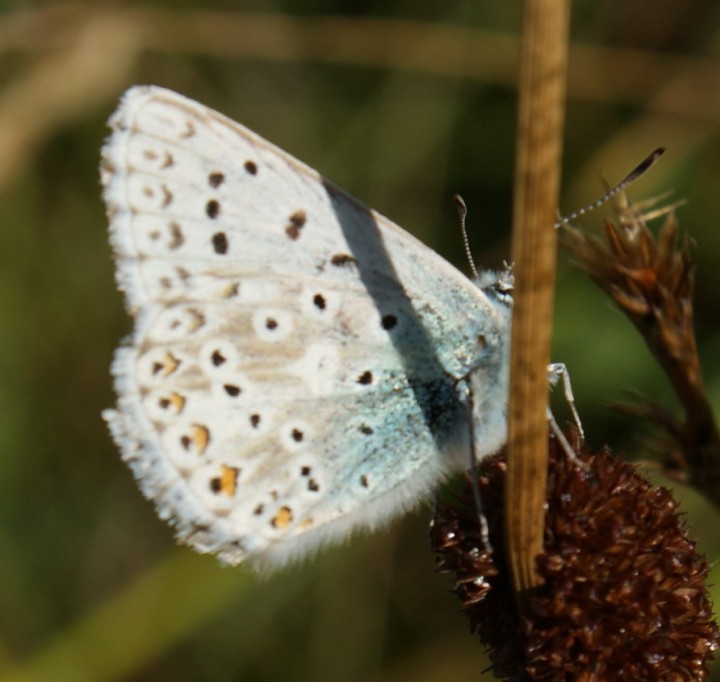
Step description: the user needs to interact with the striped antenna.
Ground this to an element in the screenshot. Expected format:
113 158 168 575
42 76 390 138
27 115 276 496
454 194 479 279
554 148 665 228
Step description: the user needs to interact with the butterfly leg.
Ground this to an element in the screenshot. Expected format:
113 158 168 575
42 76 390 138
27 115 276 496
547 406 581 461
546 362 589 464
461 381 492 552
547 362 584 443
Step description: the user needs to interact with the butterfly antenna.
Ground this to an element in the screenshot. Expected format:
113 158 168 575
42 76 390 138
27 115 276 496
454 194 480 279
554 147 665 228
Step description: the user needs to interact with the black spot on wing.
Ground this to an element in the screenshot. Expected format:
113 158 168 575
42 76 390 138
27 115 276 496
212 232 228 254
381 314 397 331
331 253 357 267
208 172 225 188
206 199 220 219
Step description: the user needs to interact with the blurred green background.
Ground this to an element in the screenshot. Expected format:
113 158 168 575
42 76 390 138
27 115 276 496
2 1 720 680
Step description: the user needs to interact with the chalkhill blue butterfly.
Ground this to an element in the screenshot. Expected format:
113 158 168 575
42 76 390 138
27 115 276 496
101 86 512 566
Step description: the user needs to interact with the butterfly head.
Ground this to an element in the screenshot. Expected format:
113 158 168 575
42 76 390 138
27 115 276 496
474 264 513 309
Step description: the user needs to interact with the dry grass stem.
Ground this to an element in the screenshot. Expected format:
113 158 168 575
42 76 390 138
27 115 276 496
560 197 720 508
505 0 569 594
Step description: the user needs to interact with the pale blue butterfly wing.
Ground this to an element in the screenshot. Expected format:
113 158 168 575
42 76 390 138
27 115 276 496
102 86 509 566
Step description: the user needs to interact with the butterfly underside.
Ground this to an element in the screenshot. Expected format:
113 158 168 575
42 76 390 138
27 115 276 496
102 85 511 567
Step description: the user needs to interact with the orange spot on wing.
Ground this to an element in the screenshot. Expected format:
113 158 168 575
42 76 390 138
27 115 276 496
271 506 293 529
191 424 210 455
219 465 239 496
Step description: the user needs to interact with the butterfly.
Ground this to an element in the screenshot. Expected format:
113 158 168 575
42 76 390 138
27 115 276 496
101 86 512 567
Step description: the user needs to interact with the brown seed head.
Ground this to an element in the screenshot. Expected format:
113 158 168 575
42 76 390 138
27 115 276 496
431 435 719 680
